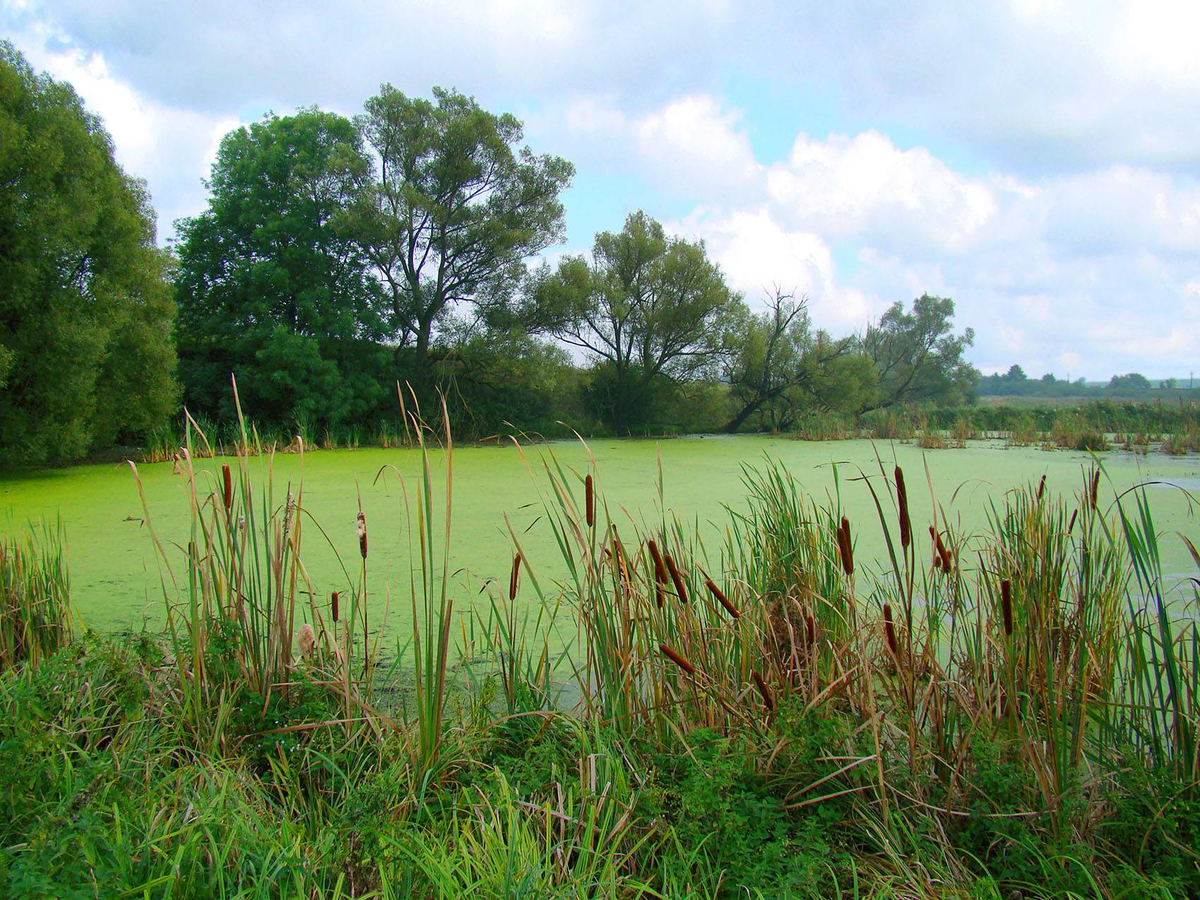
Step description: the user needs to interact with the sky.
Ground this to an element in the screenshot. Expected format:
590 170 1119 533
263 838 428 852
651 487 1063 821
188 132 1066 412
4 0 1200 380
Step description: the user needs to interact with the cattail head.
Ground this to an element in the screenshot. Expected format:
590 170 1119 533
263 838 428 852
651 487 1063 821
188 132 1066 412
509 552 522 601
751 670 775 712
837 516 855 576
806 613 816 648
1068 508 1079 533
1000 579 1014 636
659 642 696 676
1036 474 1046 502
331 590 339 623
222 464 233 512
895 466 911 549
296 622 315 659
665 553 689 604
932 527 952 574
585 474 595 528
647 539 669 586
705 577 739 619
883 602 899 658
356 511 368 560
1090 469 1100 510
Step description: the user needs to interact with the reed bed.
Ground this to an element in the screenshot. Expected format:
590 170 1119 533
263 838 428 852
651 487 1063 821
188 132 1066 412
0 521 71 672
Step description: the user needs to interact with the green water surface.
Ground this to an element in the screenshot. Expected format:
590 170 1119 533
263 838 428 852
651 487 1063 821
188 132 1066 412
2 437 1197 642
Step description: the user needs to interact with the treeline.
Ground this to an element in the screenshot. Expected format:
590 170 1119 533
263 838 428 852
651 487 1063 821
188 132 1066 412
978 365 1198 399
0 46 982 464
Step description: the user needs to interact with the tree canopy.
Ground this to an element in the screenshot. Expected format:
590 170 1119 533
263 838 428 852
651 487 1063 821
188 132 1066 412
174 109 389 427
0 43 177 464
352 86 574 390
534 211 742 430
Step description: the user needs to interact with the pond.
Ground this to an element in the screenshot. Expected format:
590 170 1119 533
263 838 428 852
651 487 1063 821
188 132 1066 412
2 436 1197 644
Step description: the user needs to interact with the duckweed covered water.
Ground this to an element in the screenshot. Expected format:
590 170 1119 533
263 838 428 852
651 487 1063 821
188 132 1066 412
1 437 1197 642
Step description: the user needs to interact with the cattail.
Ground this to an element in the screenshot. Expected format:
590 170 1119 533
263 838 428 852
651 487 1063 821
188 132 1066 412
895 466 911 549
665 553 690 604
509 552 521 601
806 613 816 648
1000 579 1014 636
647 540 669 586
837 516 855 576
659 642 696 676
296 622 315 658
1068 509 1079 533
883 603 899 658
931 527 952 574
655 582 665 608
331 590 339 623
585 474 595 528
357 511 368 560
222 464 233 512
751 670 775 712
1090 469 1100 510
1036 474 1046 501
705 577 740 619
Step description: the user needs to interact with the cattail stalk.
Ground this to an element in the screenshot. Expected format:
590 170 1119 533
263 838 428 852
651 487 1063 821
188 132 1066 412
585 474 595 528
751 670 775 712
331 590 339 623
895 466 911 550
509 552 521 601
705 578 739 619
883 603 899 658
357 511 368 559
222 464 233 512
806 613 816 648
1036 474 1046 501
1090 469 1100 510
665 553 689 604
647 540 669 586
659 643 696 675
931 526 952 574
1000 579 1014 636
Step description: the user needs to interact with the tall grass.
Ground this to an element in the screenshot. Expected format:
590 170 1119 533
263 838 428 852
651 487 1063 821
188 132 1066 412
0 521 71 671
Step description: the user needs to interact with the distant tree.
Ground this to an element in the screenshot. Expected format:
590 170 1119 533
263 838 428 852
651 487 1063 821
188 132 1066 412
0 43 177 463
1162 377 1177 389
352 86 574 391
175 109 388 427
722 289 865 432
860 294 977 408
534 212 742 430
1108 372 1152 391
1004 364 1028 382
1041 372 1057 384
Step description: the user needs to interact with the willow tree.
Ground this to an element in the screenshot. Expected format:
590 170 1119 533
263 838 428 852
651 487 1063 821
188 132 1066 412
535 211 743 430
353 86 574 391
0 43 176 464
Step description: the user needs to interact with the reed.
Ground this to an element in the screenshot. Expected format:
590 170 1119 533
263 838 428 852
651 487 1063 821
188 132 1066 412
0 521 71 672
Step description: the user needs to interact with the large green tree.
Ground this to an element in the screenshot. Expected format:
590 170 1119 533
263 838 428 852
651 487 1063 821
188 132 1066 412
353 86 574 391
534 212 742 430
0 43 177 464
175 109 388 427
860 294 977 408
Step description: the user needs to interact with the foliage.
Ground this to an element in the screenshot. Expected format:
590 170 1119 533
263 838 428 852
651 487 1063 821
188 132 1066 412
860 293 977 409
0 43 177 464
353 85 574 391
174 108 391 428
534 211 743 430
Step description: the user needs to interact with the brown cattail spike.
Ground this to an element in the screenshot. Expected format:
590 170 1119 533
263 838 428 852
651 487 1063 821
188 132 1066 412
932 528 952 574
705 578 740 619
1000 579 1014 636
883 603 899 658
665 554 690 604
222 464 233 512
806 613 816 648
1090 469 1100 510
659 643 696 675
1036 474 1046 501
647 540 669 586
585 474 595 528
1068 509 1078 533
357 511 368 560
509 552 521 601
895 466 911 550
331 590 339 623
837 516 855 576
751 670 775 712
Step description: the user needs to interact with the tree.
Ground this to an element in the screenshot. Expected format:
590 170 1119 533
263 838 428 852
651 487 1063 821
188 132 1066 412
175 109 388 427
861 294 977 408
534 212 743 430
1108 372 1152 391
353 86 574 391
723 289 865 432
0 43 177 463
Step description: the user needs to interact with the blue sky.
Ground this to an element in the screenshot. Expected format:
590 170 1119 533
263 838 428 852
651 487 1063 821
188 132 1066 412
4 0 1199 378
